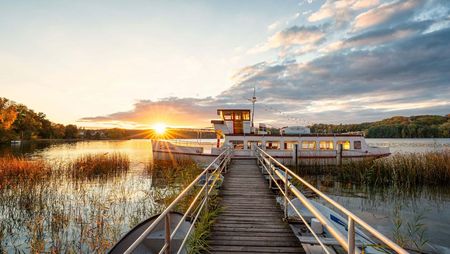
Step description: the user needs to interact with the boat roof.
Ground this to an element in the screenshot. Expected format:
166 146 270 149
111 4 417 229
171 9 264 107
217 109 251 114
225 133 363 137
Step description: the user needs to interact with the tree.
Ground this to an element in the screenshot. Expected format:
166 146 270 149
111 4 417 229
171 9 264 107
64 125 78 139
52 124 66 139
0 98 18 130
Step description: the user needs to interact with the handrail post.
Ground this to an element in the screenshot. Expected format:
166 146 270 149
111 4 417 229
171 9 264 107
284 166 288 219
205 170 209 213
269 163 273 189
165 213 171 254
348 217 355 254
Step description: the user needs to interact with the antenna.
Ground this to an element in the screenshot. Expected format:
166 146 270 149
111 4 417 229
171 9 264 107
250 86 257 129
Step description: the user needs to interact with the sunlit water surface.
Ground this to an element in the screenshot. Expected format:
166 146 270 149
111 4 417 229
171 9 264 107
1 138 449 252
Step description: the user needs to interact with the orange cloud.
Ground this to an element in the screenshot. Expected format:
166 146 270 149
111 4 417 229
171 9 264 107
353 0 421 31
79 98 216 128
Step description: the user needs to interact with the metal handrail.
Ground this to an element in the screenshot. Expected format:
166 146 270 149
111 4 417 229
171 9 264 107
258 157 332 254
123 148 232 254
255 146 408 254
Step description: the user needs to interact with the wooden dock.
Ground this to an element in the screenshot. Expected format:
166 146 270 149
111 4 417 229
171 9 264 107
208 158 305 253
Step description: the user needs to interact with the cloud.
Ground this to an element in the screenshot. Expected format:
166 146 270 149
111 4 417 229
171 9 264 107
308 0 380 24
248 25 327 54
308 0 334 22
80 98 216 128
267 12 300 31
224 27 450 123
351 0 380 10
352 0 424 31
321 20 432 52
80 1 450 127
270 25 325 47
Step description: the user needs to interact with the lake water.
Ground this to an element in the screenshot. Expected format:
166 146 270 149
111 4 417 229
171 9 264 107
0 138 449 253
366 138 450 154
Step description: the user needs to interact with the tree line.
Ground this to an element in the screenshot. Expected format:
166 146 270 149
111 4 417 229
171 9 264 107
0 97 216 142
0 97 79 142
309 115 450 138
2 97 449 141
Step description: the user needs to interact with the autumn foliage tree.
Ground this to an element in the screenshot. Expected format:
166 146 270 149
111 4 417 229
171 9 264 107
0 98 18 130
0 97 79 142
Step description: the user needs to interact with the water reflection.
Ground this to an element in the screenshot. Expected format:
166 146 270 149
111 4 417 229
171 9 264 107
366 138 450 154
303 175 450 252
0 140 182 253
1 139 449 252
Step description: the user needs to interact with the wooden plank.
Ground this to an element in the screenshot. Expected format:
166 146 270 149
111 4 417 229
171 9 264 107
211 231 295 237
207 158 305 253
209 245 302 253
209 240 300 247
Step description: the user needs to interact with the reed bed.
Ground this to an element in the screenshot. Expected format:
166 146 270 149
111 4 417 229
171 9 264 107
68 152 130 180
146 158 205 212
147 158 202 186
298 151 450 187
0 153 196 253
187 189 222 254
0 156 51 187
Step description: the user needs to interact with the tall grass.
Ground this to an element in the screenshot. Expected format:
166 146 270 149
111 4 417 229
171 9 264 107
146 158 205 212
0 156 51 187
147 158 202 187
68 152 130 180
0 152 184 253
187 189 222 254
297 151 450 187
147 158 223 253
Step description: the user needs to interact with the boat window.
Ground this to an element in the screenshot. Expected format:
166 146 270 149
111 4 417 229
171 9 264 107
301 141 316 150
285 142 298 150
265 141 280 150
223 113 232 120
354 141 362 149
230 140 244 149
319 141 334 150
234 113 242 121
336 141 350 150
247 141 262 149
242 111 250 121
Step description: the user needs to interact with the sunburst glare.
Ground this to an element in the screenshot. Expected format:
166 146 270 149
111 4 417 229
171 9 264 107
153 123 167 135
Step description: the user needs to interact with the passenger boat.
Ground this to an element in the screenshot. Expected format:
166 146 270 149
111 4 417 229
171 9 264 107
152 108 390 165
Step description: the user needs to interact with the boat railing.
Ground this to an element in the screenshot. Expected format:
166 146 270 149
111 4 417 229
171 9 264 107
122 148 232 254
168 139 216 147
254 146 407 254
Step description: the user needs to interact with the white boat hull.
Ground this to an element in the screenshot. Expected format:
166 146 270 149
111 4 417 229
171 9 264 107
151 140 390 166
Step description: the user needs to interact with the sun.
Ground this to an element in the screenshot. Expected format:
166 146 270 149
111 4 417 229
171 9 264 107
153 123 167 135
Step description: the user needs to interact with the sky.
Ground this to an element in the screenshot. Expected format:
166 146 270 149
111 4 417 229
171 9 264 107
1 0 449 129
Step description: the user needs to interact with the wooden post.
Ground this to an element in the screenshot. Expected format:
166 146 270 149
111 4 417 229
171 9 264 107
348 217 355 254
164 214 171 254
284 167 289 219
294 144 298 171
269 164 273 189
338 143 343 166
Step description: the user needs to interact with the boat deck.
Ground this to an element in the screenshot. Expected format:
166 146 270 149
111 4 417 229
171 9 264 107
208 158 305 253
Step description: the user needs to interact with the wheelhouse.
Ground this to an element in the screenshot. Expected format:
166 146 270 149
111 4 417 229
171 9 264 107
212 109 251 136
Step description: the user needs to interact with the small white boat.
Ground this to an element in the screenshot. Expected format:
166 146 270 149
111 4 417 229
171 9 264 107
287 198 388 254
109 212 192 254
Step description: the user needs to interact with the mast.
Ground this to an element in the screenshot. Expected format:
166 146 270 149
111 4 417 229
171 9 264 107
250 86 257 129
